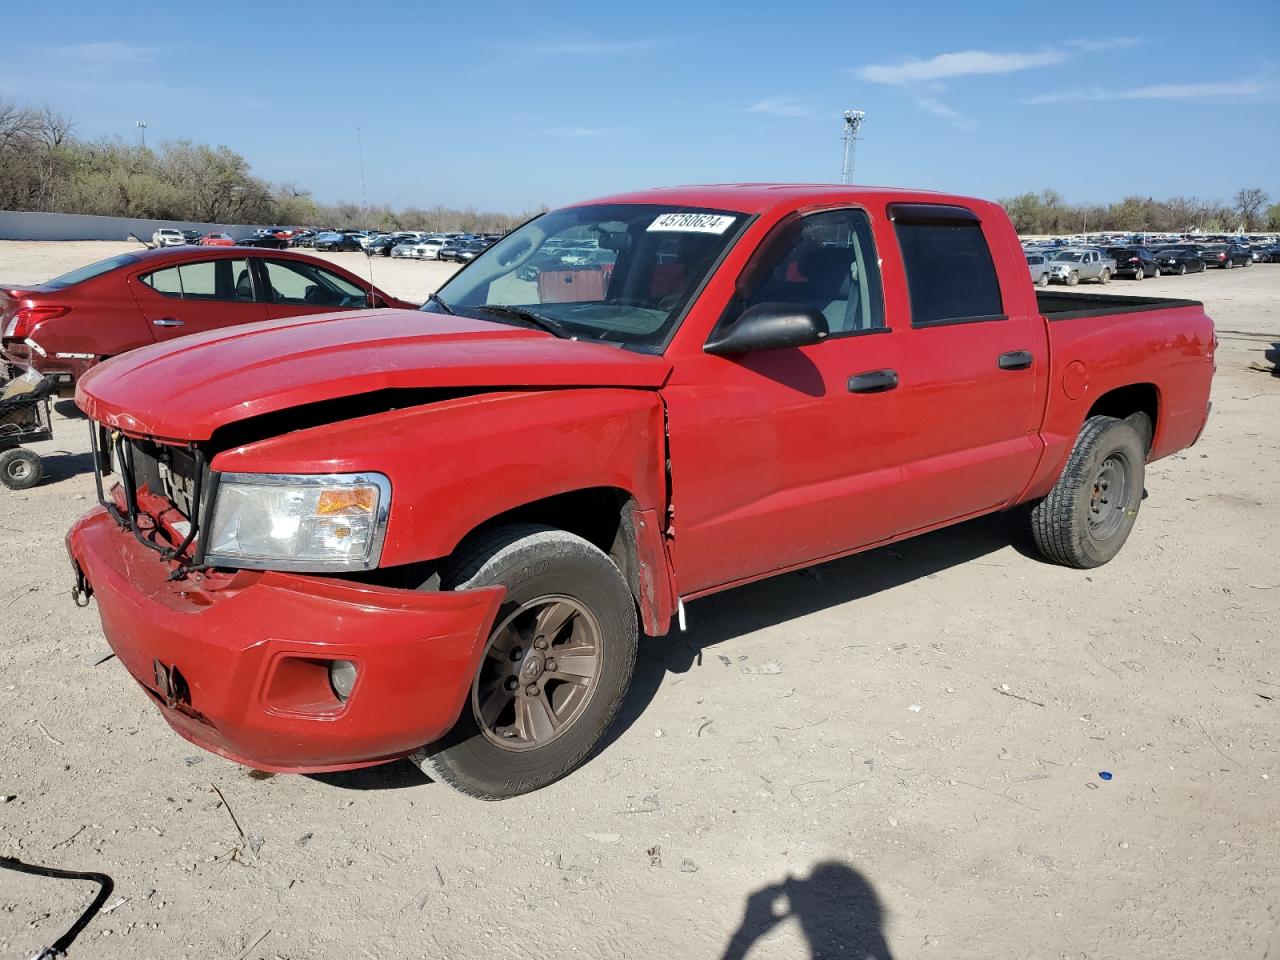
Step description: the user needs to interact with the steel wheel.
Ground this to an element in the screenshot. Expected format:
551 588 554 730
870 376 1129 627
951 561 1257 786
1087 453 1130 541
471 595 602 752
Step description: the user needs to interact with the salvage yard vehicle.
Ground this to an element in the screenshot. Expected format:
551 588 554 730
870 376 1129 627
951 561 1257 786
1025 252 1053 286
151 228 187 248
1048 248 1116 285
1200 242 1252 268
1103 246 1160 280
1 248 413 391
67 184 1215 799
1155 247 1207 275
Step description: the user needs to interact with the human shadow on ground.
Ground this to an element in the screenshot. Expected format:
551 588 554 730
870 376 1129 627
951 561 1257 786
722 861 893 960
37 451 95 483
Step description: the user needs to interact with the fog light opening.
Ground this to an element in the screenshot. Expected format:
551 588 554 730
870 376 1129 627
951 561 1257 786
328 660 358 701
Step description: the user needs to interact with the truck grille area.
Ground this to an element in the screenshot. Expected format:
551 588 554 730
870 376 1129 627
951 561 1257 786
90 420 210 562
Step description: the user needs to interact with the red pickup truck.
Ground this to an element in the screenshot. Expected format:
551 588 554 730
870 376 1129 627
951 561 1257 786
67 185 1215 799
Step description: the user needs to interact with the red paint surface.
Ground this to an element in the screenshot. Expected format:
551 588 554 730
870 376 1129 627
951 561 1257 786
69 185 1215 771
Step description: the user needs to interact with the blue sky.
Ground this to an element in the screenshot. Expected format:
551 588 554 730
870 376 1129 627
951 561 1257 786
3 0 1277 211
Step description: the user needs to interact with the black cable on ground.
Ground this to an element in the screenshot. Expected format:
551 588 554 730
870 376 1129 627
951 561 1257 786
0 856 114 958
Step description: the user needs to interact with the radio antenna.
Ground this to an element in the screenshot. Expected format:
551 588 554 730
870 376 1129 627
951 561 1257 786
840 111 865 185
356 126 376 303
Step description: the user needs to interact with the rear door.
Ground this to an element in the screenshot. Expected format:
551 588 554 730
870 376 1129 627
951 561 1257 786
129 257 268 341
257 257 374 319
883 203 1045 533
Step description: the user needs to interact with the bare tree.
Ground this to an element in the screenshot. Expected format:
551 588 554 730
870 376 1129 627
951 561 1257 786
1233 188 1269 232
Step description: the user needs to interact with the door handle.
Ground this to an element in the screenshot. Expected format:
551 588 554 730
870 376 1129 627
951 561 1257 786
152 318 184 327
998 350 1033 370
847 369 899 394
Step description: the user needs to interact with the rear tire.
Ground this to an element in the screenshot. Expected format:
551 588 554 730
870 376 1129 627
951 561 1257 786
1132 265 1143 280
0 448 41 490
1036 272 1049 287
412 524 637 799
1153 266 1161 278
1030 416 1145 569
1178 263 1187 275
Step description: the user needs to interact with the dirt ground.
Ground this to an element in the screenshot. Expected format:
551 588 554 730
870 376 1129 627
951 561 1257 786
1 241 1277 960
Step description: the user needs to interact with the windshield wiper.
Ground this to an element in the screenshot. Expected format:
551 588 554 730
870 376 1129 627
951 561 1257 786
476 305 575 340
426 292 454 314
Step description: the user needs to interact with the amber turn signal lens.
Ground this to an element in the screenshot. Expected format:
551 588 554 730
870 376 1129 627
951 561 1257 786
315 487 376 515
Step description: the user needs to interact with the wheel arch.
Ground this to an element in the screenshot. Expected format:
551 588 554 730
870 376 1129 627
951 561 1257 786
445 486 674 638
1084 382 1160 454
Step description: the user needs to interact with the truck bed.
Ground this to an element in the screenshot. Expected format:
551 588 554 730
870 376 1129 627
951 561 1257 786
1037 290 1202 321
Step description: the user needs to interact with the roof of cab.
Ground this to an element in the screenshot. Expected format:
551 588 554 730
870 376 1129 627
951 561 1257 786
572 183 961 215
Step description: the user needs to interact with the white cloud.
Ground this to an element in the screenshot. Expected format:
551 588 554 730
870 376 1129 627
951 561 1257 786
856 48 1067 85
739 96 815 119
510 38 663 56
1020 77 1270 105
909 94 975 129
543 126 627 138
43 42 156 67
1065 36 1144 52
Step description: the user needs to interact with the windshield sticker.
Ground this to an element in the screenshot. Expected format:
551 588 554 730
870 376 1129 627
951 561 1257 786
647 213 737 234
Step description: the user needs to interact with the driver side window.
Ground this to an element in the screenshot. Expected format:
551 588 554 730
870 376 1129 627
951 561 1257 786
735 208 885 336
262 259 368 307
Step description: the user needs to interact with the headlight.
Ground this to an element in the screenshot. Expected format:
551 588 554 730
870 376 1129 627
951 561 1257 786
204 472 390 571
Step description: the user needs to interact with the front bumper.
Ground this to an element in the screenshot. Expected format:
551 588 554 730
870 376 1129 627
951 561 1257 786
67 506 504 773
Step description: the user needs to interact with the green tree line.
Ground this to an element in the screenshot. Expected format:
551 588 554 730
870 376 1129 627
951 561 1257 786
1000 187 1279 235
0 96 540 234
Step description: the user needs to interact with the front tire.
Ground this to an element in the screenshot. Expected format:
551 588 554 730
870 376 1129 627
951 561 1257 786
1030 416 1146 569
412 524 638 799
1066 271 1080 286
1178 263 1187 275
1099 269 1111 284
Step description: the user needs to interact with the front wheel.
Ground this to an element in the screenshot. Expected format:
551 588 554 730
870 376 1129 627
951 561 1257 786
1036 272 1050 287
1066 271 1080 286
1030 416 1146 569
1178 263 1187 275
412 524 638 799
1223 259 1233 269
1099 269 1111 284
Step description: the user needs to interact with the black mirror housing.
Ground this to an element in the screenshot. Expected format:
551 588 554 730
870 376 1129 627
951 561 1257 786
704 303 829 356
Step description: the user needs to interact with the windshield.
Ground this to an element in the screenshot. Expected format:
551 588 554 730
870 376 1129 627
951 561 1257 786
43 253 141 289
426 203 748 351
1052 252 1084 262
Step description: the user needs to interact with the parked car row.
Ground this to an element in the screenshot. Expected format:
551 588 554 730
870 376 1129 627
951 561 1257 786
1024 238 1277 286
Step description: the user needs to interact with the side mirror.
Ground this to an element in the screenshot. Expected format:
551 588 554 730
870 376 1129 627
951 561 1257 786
704 303 829 356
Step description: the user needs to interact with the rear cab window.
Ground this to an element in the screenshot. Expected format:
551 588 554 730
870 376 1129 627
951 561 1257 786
890 204 1003 327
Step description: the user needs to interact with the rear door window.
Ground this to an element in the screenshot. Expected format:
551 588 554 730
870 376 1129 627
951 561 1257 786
891 205 1003 326
140 259 254 301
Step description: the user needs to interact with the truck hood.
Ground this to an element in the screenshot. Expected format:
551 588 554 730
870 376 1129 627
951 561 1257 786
76 308 672 440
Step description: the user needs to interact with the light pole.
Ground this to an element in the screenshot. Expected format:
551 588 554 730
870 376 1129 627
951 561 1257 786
136 120 148 149
840 111 865 185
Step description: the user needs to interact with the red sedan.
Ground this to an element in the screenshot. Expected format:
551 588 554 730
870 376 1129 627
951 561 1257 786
199 233 235 247
2 247 415 390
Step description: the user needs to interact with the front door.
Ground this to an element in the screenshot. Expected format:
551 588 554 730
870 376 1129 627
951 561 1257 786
664 207 917 595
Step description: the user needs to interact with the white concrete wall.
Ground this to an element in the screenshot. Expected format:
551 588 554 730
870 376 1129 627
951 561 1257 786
0 211 269 242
